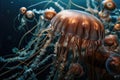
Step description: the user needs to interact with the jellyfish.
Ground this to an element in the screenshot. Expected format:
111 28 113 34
104 34 119 51
24 10 35 21
102 0 116 11
99 0 116 27
14 7 37 33
20 7 27 15
46 9 120 80
44 9 105 80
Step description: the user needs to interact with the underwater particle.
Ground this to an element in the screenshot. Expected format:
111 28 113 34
20 7 27 15
102 0 116 11
7 35 12 40
44 9 57 20
10 1 14 4
25 10 35 19
12 47 19 53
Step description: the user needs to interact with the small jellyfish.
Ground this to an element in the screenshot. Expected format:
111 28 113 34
106 53 120 75
13 7 27 31
25 10 35 20
44 9 57 20
102 0 116 11
20 7 27 15
104 34 119 51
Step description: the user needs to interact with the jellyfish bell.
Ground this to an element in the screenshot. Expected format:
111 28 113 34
25 10 35 19
104 34 119 50
44 9 57 21
50 10 105 80
20 7 27 15
51 10 104 40
51 10 104 62
24 10 35 22
102 0 116 11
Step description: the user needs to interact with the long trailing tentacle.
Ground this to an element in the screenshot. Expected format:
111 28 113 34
27 0 52 9
27 0 65 10
18 18 38 49
0 27 53 78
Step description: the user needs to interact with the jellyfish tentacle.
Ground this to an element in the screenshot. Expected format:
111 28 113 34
75 38 83 61
63 35 72 62
0 33 52 77
27 1 52 9
70 0 87 10
13 14 21 32
18 23 38 49
18 54 55 80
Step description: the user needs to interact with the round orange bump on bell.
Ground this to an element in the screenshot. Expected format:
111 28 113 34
44 9 57 20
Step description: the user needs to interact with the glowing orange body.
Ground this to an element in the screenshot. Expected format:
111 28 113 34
51 10 104 47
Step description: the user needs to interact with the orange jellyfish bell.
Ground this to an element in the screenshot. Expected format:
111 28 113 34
51 10 104 52
51 10 104 40
102 0 116 11
44 9 57 20
20 7 27 15
25 10 35 19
